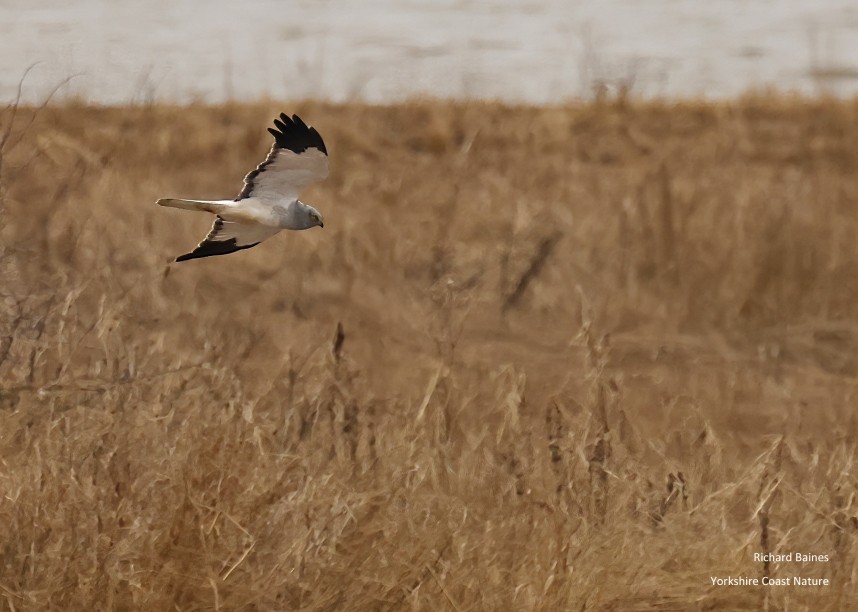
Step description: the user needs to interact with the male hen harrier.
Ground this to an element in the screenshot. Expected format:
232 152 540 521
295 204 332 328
157 113 328 262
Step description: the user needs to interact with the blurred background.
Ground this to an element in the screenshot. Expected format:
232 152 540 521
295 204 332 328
3 2 858 610
4 0 858 103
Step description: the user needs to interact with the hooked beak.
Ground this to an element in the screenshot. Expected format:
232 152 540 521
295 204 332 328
319 222 324 228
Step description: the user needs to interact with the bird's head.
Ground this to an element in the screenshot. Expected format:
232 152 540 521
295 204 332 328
303 203 324 229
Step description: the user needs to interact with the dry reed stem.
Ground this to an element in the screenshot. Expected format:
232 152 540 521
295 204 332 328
502 232 562 313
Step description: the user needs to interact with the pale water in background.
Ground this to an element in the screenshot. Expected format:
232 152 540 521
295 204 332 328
3 0 858 104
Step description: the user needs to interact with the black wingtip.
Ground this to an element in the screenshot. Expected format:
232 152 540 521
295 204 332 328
268 113 327 155
174 239 261 262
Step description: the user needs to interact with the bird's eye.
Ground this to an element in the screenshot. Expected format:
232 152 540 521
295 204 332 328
310 213 318 221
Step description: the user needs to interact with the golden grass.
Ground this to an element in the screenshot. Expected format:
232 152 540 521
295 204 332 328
1 97 858 610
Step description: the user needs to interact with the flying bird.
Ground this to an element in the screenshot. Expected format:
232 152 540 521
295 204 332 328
157 113 328 262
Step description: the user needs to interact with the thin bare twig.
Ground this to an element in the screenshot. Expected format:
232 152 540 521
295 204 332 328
502 232 562 312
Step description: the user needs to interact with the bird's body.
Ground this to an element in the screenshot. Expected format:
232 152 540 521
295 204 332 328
158 197 320 229
157 113 328 262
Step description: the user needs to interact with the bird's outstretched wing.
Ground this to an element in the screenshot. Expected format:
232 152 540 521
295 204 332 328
237 113 329 201
175 217 280 262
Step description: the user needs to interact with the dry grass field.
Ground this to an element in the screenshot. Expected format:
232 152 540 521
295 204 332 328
1 96 858 610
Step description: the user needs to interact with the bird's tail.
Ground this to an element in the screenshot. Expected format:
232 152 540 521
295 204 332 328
156 198 232 213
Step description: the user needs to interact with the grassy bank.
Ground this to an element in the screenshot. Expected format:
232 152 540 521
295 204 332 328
1 98 858 609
